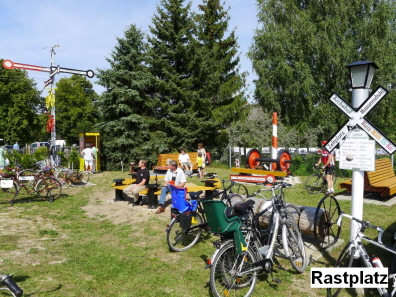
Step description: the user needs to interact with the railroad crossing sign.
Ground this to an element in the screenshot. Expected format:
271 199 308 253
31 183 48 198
2 59 94 79
325 86 396 154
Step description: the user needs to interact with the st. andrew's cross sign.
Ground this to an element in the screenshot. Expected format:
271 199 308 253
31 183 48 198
325 86 396 154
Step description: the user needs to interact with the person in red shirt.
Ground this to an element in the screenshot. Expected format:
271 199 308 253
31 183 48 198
315 140 335 195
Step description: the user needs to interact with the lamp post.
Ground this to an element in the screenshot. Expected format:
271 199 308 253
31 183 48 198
345 60 378 241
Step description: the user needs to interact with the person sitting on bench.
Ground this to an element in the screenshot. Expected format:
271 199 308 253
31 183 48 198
123 160 150 206
156 160 186 214
178 149 193 172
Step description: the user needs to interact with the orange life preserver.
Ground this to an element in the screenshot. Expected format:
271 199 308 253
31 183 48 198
46 115 55 132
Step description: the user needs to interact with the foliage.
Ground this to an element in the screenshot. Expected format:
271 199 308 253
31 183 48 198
194 0 248 148
249 0 396 141
96 25 159 168
0 59 43 144
54 75 98 145
32 147 48 162
68 148 80 168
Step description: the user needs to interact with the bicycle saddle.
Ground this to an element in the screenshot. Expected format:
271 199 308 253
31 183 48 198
234 199 255 214
189 191 203 200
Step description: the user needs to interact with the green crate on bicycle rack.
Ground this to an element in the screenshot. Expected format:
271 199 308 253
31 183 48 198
201 199 246 254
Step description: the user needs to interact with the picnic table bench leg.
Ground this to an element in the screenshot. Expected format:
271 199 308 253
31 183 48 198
113 179 126 201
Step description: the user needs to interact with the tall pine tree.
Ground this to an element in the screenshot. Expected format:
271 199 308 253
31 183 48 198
146 0 208 151
96 25 160 168
194 0 247 143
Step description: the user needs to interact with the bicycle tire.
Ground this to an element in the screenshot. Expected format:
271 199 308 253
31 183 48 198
35 177 62 202
305 174 324 194
69 170 90 185
0 180 19 203
210 241 258 297
327 243 355 297
166 212 204 252
56 170 72 187
17 169 37 187
229 183 249 199
314 196 341 249
282 219 307 273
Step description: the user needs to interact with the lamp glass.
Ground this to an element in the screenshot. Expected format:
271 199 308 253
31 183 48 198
365 64 376 88
350 64 368 88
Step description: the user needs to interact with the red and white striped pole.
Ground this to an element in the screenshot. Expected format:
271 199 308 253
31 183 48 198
271 112 278 170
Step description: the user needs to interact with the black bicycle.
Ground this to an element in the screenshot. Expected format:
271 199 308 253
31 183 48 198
166 180 244 252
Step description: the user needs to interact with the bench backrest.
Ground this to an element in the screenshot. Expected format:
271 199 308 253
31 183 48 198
365 158 395 184
156 152 198 168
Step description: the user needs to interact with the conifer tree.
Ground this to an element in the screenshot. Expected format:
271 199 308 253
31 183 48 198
146 0 209 151
96 25 159 168
194 0 247 140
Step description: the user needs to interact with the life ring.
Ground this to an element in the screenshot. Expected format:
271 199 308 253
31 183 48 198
46 115 55 132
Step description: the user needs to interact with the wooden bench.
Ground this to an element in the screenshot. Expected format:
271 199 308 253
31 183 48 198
339 158 396 197
111 176 165 201
155 152 199 171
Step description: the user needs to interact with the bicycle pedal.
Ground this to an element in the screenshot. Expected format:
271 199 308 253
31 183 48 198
271 278 282 284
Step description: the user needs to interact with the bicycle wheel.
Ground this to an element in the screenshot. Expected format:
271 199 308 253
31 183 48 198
56 170 72 187
230 183 249 198
17 169 36 187
0 180 19 203
69 170 90 185
314 196 341 249
35 177 62 202
166 212 203 252
210 241 258 297
282 219 307 273
305 174 324 194
285 203 301 226
327 243 355 297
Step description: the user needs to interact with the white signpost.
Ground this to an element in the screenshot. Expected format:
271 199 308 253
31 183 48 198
326 84 396 242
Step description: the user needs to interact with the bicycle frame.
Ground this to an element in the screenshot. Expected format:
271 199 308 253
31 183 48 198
335 212 396 296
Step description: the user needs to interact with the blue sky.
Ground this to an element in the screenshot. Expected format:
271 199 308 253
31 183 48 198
0 0 258 98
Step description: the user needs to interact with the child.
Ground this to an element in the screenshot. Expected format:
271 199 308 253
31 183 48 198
197 152 204 179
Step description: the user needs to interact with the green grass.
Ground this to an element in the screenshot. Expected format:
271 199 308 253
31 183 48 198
0 167 394 296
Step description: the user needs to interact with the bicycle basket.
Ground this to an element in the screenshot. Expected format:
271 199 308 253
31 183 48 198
170 184 197 213
201 200 246 254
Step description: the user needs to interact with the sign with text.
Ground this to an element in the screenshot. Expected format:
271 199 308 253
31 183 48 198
339 130 375 171
326 86 396 154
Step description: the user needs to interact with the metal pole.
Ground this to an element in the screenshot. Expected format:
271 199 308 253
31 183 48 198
350 88 370 241
229 146 232 169
271 112 278 170
48 45 59 166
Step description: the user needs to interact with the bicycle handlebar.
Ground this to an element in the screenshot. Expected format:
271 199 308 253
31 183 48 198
337 212 384 243
0 274 23 297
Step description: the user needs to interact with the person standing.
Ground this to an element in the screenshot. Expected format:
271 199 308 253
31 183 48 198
197 152 204 179
197 143 207 178
156 160 186 214
123 160 150 206
91 145 99 172
81 145 94 173
13 142 19 151
315 140 335 195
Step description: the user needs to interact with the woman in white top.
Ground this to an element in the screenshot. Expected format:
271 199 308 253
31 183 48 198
197 143 206 177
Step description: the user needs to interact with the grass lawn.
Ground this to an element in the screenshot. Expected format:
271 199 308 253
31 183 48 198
0 166 395 296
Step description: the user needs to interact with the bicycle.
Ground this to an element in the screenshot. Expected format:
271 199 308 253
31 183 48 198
0 273 23 297
166 180 245 252
54 167 90 186
305 165 337 194
327 212 396 297
206 181 307 297
0 168 62 204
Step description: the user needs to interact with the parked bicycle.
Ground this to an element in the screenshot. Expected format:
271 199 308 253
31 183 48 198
206 181 307 297
305 165 337 194
0 168 62 204
0 273 23 297
166 179 244 252
327 212 396 297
